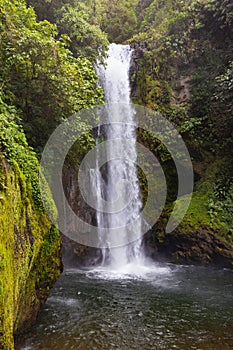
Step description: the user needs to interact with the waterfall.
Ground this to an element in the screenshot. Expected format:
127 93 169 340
94 43 143 268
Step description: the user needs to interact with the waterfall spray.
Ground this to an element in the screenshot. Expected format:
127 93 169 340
94 44 143 267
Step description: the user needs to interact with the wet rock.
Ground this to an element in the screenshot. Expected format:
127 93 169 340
61 233 102 268
144 227 233 269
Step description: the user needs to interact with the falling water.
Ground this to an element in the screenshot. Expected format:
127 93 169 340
94 43 143 268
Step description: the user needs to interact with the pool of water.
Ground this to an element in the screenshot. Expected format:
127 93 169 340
16 262 233 350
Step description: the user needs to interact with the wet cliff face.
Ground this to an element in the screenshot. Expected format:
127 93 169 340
0 157 62 349
61 164 102 269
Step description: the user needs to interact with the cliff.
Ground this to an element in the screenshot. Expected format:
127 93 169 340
0 157 62 349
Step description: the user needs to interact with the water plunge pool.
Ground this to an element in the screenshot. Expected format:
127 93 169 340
17 262 233 350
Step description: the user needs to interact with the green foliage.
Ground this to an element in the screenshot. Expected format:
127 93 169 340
203 0 233 32
54 2 109 63
99 0 138 43
208 176 233 234
170 164 233 244
130 0 232 153
214 61 233 112
210 61 233 151
0 99 57 219
27 0 109 63
128 0 233 245
0 0 104 151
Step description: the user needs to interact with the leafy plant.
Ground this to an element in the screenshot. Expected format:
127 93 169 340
0 0 104 152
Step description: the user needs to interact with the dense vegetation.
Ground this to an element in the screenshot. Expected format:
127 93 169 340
0 0 233 347
127 0 233 239
0 0 232 261
0 0 105 154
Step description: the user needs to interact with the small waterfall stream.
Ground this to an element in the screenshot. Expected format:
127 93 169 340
94 43 143 268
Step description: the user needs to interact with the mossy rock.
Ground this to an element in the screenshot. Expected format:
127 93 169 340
144 171 233 268
0 156 62 349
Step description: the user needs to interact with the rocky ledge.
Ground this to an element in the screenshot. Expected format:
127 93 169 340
144 227 233 269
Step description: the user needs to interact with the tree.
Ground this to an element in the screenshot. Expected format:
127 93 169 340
55 2 108 62
211 61 233 148
26 0 109 62
0 0 104 151
99 0 138 43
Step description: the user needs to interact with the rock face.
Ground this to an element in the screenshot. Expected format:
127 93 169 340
61 165 102 268
0 157 62 349
61 233 102 268
129 42 146 101
144 227 233 269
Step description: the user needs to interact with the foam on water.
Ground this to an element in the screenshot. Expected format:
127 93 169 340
48 296 80 306
85 260 173 281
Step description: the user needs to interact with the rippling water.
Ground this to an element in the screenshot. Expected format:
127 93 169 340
16 262 233 350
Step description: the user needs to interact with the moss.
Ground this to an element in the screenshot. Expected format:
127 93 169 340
146 157 233 257
0 106 62 348
166 159 233 245
0 156 62 349
175 193 227 233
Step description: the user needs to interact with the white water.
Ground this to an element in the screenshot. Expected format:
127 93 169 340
94 43 144 269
